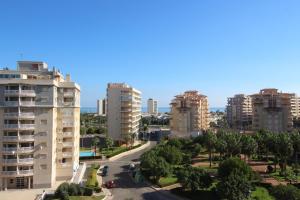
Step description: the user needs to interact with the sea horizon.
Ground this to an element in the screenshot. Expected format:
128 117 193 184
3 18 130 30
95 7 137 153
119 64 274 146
81 107 225 113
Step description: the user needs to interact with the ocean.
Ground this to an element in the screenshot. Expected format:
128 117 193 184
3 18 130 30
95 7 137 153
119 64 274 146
81 107 225 113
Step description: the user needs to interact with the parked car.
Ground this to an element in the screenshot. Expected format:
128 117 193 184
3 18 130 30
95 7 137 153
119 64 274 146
105 180 116 189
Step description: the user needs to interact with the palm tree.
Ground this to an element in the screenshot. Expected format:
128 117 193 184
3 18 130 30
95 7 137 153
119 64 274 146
204 131 217 168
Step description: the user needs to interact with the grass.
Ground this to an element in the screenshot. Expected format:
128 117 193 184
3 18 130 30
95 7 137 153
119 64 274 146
158 176 178 187
80 147 92 152
100 146 128 157
54 196 105 200
86 167 98 187
251 187 274 200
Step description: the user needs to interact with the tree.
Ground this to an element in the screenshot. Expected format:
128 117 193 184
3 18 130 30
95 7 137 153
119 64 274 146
218 157 253 180
276 133 294 174
177 166 212 192
105 137 114 150
241 135 258 162
270 185 300 200
158 145 183 165
203 131 217 168
217 169 252 200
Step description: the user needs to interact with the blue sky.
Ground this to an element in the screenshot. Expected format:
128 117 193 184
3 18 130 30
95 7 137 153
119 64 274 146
1 0 300 107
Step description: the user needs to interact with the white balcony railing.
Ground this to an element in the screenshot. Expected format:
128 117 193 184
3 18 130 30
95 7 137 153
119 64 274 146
19 124 35 130
2 159 18 163
61 163 72 167
4 90 19 95
18 158 34 164
64 92 74 97
18 169 34 175
4 124 19 129
62 152 73 157
20 101 35 106
62 132 73 137
4 112 35 119
2 147 18 152
62 122 74 127
19 135 34 140
20 90 36 97
62 142 73 147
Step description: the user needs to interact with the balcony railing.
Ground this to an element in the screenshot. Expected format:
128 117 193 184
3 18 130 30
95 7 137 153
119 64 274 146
19 124 35 130
63 142 73 147
61 163 72 167
4 112 35 119
64 92 74 97
4 124 19 129
4 101 19 106
2 159 18 163
4 90 19 96
2 136 18 141
20 101 35 106
19 135 34 141
18 158 34 164
20 90 36 97
62 132 73 137
62 152 73 157
63 122 74 127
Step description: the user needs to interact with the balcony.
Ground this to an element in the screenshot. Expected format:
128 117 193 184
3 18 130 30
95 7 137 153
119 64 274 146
4 112 35 119
62 122 74 127
4 101 19 107
64 92 74 97
20 101 35 107
20 90 36 97
62 152 73 157
1 169 34 177
18 147 35 153
62 132 73 137
18 158 34 164
63 142 73 147
61 163 72 168
64 102 74 106
2 159 18 164
2 147 35 154
19 135 35 141
4 124 19 130
19 124 35 130
2 136 18 141
4 90 19 96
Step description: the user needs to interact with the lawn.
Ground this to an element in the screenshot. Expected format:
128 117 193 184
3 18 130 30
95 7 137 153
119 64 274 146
158 176 178 187
251 187 274 200
54 196 105 200
86 165 99 188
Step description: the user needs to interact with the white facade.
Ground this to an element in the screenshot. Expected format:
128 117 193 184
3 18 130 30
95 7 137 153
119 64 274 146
147 98 158 115
107 83 141 142
97 99 106 116
0 61 80 190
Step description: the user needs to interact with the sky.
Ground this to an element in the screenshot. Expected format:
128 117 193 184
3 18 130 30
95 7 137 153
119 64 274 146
1 0 300 107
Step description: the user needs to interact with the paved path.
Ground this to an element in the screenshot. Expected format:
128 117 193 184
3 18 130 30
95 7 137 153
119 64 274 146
96 141 184 200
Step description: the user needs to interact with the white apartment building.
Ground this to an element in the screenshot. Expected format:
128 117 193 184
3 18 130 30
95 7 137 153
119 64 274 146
147 98 158 115
0 61 80 190
107 83 141 142
97 99 106 116
226 94 252 130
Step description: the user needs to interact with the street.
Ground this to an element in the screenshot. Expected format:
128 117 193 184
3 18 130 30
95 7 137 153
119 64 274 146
99 141 179 200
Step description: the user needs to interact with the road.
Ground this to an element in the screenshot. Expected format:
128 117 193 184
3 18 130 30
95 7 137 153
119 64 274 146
99 141 180 200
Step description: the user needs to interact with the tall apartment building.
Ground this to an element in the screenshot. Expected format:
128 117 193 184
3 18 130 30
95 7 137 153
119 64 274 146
0 61 80 190
226 94 252 130
147 98 158 115
97 99 106 116
107 83 141 142
170 91 209 137
291 94 300 119
252 88 293 132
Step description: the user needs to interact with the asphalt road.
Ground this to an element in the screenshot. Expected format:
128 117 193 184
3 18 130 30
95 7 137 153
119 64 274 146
100 141 179 200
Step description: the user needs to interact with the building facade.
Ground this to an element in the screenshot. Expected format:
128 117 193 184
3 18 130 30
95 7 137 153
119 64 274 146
147 98 158 115
0 61 80 190
107 83 141 142
226 94 252 130
170 91 209 137
97 99 106 116
252 88 293 132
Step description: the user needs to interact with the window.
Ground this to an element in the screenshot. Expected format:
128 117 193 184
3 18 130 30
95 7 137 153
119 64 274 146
41 120 47 125
10 179 14 184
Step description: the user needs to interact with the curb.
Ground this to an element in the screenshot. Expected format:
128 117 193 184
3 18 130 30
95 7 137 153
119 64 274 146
108 142 151 161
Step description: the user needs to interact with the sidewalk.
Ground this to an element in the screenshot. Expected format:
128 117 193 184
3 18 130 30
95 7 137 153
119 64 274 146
96 173 112 200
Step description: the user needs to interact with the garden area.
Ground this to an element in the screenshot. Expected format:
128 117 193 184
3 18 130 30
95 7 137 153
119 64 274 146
140 130 300 200
46 164 103 200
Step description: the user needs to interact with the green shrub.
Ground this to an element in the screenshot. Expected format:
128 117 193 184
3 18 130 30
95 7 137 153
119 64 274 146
83 187 93 196
86 168 98 187
94 187 102 193
270 185 300 200
55 182 70 198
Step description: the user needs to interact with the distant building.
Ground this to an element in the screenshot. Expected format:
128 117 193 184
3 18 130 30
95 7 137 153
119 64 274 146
252 88 293 132
170 91 210 137
107 83 142 142
97 99 106 116
226 94 252 130
0 61 80 190
147 98 158 115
